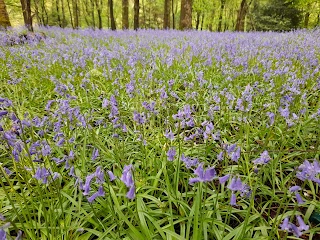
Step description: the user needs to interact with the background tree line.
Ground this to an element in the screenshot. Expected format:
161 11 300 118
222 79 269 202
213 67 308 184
1 0 320 31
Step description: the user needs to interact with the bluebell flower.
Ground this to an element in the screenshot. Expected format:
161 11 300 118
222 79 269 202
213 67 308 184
252 151 271 165
88 185 105 203
91 148 99 161
296 215 309 231
127 185 135 199
296 160 320 184
280 217 302 238
231 147 241 162
0 229 6 240
217 151 224 161
219 174 230 184
167 147 176 161
230 192 237 206
121 165 135 199
108 171 116 181
164 129 175 141
181 154 199 169
189 163 216 184
0 111 8 118
34 167 50 184
121 165 134 188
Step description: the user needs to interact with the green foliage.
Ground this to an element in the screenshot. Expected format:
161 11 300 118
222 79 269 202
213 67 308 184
251 0 302 31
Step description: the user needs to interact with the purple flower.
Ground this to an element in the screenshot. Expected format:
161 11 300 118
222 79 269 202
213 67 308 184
217 151 224 161
121 165 134 188
296 215 309 231
0 111 8 118
289 186 301 192
280 217 303 238
133 111 146 125
167 147 176 161
296 160 320 184
91 148 99 161
295 193 305 204
189 163 216 184
231 147 241 162
34 167 50 184
127 185 135 199
88 185 105 203
120 165 135 199
0 229 6 240
228 177 243 191
108 171 116 181
181 154 198 169
219 174 230 184
230 192 237 206
164 129 175 141
252 151 271 165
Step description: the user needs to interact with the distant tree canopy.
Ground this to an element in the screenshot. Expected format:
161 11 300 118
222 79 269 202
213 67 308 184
2 0 320 31
252 0 302 31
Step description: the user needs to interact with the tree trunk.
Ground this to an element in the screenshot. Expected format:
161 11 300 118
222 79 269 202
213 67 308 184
41 0 48 26
56 0 62 27
66 0 74 28
235 0 248 31
171 0 175 29
304 12 310 28
109 0 116 30
73 0 79 28
33 0 42 26
134 0 139 30
163 0 170 29
195 11 200 30
61 0 66 27
95 0 102 29
122 0 129 29
200 13 204 30
179 0 192 30
20 0 33 31
217 0 225 32
0 0 11 28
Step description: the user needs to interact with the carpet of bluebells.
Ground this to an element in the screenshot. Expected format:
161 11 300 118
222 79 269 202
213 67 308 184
0 27 320 240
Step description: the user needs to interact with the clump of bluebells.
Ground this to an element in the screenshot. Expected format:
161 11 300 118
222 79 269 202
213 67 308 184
0 28 320 239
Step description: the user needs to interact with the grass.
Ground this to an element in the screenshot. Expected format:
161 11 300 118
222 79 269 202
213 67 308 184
0 27 319 239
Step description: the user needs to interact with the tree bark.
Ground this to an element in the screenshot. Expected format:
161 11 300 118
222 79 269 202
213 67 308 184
0 0 11 28
56 0 62 27
122 0 129 29
171 0 175 29
195 11 200 30
304 12 310 28
61 0 66 27
73 0 79 28
95 0 102 29
163 0 170 29
235 0 248 31
109 0 116 30
200 13 204 30
179 0 192 30
66 0 74 28
20 0 33 31
134 0 139 30
217 0 225 32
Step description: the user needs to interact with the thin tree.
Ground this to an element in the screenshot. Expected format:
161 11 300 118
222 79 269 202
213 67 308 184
122 0 129 29
109 0 116 30
217 0 225 31
163 0 170 29
134 0 139 30
235 0 248 31
180 0 192 30
20 0 33 31
73 0 79 28
0 0 11 28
